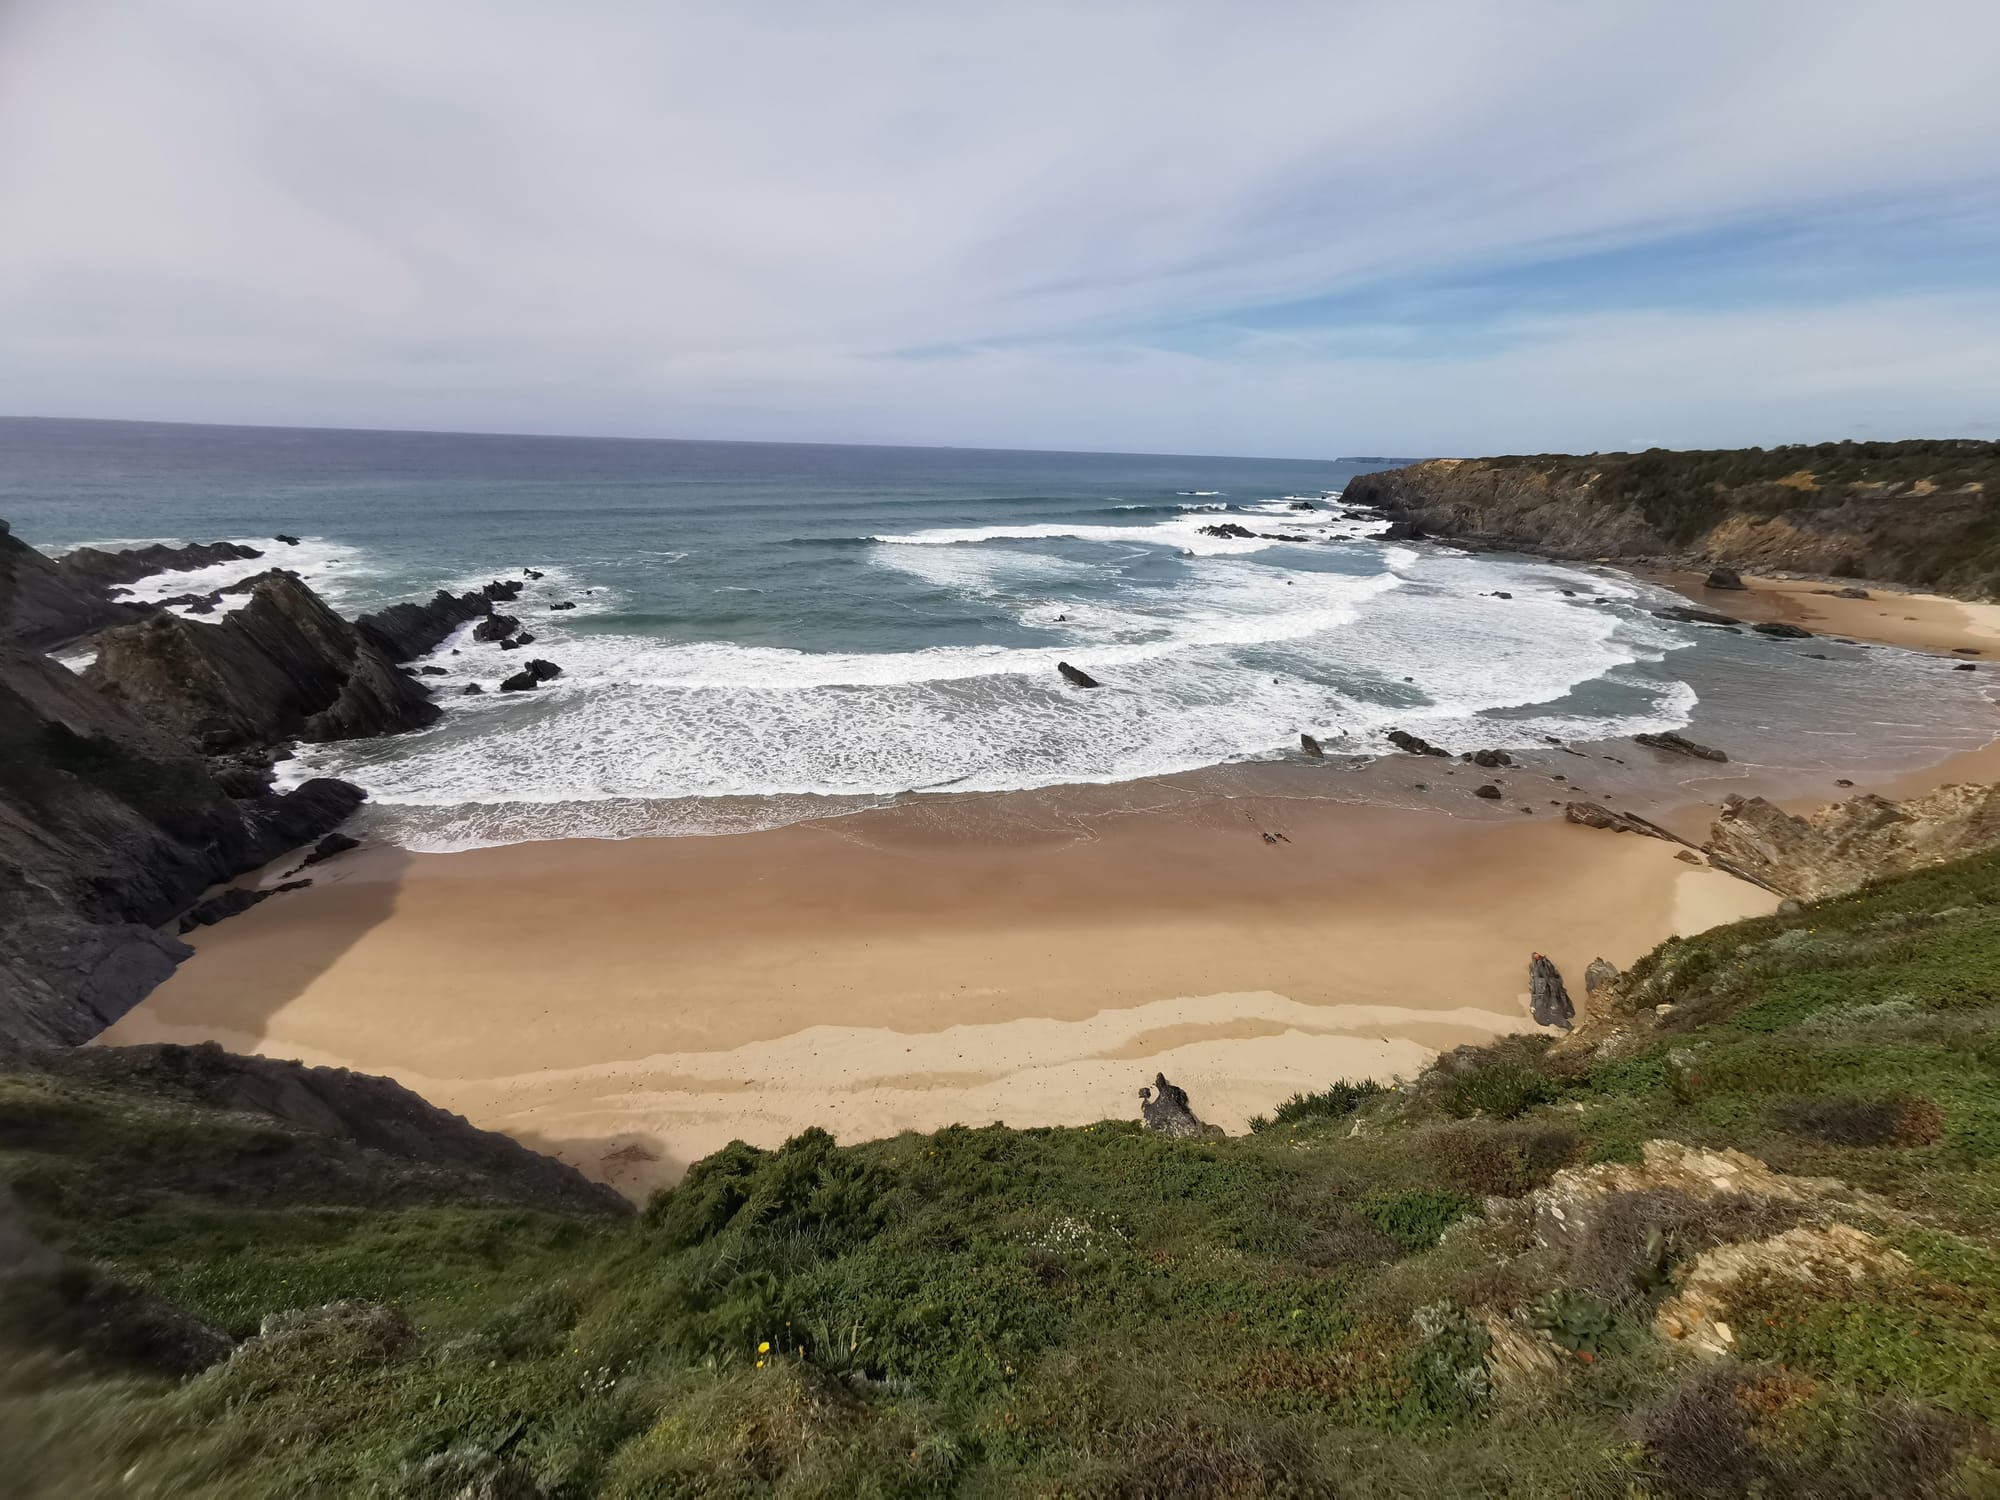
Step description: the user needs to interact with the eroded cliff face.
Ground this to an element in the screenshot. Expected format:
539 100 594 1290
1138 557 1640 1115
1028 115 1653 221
1343 460 1664 559
1343 444 2000 595
0 647 363 1044
1704 783 2000 900
87 570 441 754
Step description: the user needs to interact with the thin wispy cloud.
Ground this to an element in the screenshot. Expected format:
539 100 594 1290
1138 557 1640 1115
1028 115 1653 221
2 1 1996 454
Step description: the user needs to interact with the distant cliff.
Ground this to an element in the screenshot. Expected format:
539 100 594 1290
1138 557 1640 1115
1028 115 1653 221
1344 439 2000 596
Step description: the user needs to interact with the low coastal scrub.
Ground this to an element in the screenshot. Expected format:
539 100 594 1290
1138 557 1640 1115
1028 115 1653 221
10 851 2000 1494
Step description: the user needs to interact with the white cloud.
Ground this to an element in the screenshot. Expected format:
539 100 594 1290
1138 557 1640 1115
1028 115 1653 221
1 0 1997 453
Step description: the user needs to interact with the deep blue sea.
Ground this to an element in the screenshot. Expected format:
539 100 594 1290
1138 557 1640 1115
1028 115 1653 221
6 416 1988 848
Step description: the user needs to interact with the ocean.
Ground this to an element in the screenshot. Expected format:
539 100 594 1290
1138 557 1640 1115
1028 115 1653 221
5 416 1989 849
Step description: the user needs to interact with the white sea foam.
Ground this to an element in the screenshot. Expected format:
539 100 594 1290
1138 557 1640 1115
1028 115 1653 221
282 539 1717 850
83 535 379 617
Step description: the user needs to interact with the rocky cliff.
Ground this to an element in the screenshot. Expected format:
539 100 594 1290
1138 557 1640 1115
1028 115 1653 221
1344 440 2000 596
56 538 264 591
87 570 441 754
1704 782 2000 900
0 646 363 1044
0 520 146 650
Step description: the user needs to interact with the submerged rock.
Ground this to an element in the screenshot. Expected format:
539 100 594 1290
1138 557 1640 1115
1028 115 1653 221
1752 621 1813 639
1635 732 1728 762
499 659 563 692
1653 605 1742 627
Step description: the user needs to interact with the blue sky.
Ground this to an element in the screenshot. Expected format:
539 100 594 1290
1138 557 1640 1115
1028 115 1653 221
1 2 1997 457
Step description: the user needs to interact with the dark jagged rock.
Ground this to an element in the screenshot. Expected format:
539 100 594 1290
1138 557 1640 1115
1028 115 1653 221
86 571 440 754
1704 567 1746 590
274 533 300 546
1057 662 1101 688
0 1040 632 1218
1463 748 1512 768
1653 605 1742 627
1529 953 1575 1029
1300 733 1324 758
1138 1073 1221 1139
1489 591 1513 600
1635 732 1729 762
1564 801 1692 846
473 613 522 643
57 539 262 590
1197 522 1256 540
524 568 545 580
499 660 562 692
1379 519 1428 540
1473 783 1503 800
1 647 365 1043
0 519 148 649
1956 662 1978 671
1752 621 1813 639
462 682 484 694
482 579 525 602
417 664 447 675
1584 957 1621 995
550 600 577 610
356 588 494 662
499 632 537 650
178 886 272 933
1288 499 1315 510
302 831 361 867
1827 586 1870 599
1387 729 1449 757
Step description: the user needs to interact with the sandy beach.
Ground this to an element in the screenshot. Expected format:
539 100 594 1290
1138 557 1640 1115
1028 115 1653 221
100 568 2000 1200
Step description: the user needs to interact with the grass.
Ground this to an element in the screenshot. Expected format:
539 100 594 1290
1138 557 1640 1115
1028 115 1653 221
9 846 2000 1493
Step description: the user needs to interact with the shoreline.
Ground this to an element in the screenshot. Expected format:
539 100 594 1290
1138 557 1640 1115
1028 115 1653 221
98 563 2000 1200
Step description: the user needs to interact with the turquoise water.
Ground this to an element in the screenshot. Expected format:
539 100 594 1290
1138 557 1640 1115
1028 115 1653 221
6 416 1987 847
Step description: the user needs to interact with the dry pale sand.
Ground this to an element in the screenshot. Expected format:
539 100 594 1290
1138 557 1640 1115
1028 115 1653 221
104 788 1776 1198
1651 567 2000 657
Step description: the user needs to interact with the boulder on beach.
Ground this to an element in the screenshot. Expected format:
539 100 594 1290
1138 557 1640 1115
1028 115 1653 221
1529 953 1574 1029
1463 748 1512 768
1387 729 1449 757
1057 662 1101 688
1635 732 1729 762
1300 733 1324 758
1827 586 1870 599
1139 1073 1222 1139
1703 567 1746 590
1565 801 1689 845
1473 784 1503 800
301 832 360 867
1753 621 1813 639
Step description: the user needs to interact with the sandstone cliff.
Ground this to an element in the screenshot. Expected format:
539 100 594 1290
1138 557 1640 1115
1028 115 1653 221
1344 440 2000 596
1703 782 2000 900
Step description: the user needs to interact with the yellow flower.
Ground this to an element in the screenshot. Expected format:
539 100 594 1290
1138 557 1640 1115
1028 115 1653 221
758 1340 771 1353
756 1359 765 1369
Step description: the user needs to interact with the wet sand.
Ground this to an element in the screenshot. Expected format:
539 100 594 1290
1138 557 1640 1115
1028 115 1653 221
1649 567 2000 657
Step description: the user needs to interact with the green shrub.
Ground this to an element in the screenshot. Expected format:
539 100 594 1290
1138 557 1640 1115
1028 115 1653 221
1360 1190 1481 1253
1250 1079 1387 1132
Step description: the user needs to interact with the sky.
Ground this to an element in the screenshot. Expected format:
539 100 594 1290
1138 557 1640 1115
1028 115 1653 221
1 1 1998 459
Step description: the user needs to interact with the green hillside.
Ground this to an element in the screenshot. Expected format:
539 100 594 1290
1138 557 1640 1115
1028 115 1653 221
9 850 2000 1496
